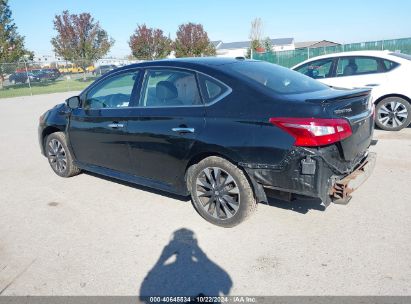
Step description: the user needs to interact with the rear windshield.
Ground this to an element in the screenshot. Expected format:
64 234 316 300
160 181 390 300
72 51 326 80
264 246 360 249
227 61 329 94
389 52 411 61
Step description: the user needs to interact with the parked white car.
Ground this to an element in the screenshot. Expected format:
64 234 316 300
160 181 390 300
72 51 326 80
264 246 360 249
292 51 411 131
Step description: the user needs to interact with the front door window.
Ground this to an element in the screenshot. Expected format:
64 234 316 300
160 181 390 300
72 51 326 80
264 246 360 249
84 71 140 109
295 58 334 79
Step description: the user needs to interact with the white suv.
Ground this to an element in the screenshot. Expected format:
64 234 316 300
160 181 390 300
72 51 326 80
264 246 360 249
292 51 411 131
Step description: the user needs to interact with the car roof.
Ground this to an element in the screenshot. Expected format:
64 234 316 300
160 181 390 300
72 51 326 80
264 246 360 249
154 57 246 66
121 57 249 69
101 57 255 79
292 50 410 68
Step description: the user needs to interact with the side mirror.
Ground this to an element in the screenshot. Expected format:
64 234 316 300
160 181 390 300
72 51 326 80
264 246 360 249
66 96 80 109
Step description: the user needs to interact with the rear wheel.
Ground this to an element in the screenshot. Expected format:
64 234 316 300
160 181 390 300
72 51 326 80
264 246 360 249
375 97 411 131
45 132 81 177
189 156 257 227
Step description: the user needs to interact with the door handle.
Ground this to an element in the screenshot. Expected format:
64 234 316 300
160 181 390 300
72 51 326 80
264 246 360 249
171 127 195 133
108 123 124 128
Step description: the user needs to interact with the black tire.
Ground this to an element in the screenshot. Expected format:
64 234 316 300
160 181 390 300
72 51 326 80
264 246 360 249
189 156 257 227
375 97 411 131
45 132 81 178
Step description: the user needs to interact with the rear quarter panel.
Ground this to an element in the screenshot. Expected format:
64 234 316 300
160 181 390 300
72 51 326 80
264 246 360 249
371 66 411 102
196 80 314 168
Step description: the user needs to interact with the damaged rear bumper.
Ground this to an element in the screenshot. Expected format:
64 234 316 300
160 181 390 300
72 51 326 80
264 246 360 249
241 146 376 204
330 152 376 202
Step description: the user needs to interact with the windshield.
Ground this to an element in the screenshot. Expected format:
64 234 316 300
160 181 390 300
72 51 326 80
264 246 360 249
227 61 329 94
389 52 411 61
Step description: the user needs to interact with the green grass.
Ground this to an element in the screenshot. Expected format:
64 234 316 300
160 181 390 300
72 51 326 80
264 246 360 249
0 77 97 99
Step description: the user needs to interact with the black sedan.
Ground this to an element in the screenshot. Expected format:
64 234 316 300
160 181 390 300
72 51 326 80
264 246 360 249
38 58 376 227
9 71 42 84
31 69 61 81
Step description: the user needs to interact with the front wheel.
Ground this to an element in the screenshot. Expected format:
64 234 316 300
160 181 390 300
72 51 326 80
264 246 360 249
375 97 411 131
189 156 257 227
45 132 81 177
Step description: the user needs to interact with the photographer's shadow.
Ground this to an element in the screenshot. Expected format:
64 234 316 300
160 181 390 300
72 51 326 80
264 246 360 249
140 228 232 300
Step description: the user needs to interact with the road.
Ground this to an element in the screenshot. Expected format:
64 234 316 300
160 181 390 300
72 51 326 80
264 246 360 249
0 92 410 296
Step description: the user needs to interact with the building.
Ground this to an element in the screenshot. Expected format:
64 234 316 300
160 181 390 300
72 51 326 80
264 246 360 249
31 52 139 68
214 38 294 57
95 58 139 67
294 40 340 50
32 53 66 66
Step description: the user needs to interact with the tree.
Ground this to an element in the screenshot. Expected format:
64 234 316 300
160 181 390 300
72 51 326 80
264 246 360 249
246 17 264 59
51 10 114 80
0 0 31 88
249 17 263 42
174 23 215 57
263 37 273 52
129 24 172 60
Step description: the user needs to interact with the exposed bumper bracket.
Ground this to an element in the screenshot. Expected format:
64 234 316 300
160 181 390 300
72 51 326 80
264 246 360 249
330 152 376 202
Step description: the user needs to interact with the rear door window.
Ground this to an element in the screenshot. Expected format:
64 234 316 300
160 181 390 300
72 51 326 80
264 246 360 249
336 57 383 76
139 69 202 107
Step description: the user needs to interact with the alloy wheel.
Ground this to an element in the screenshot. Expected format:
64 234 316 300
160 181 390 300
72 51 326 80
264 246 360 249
377 100 409 129
195 167 240 220
47 139 67 173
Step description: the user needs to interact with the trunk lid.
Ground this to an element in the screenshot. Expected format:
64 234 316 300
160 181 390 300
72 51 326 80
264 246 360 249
286 88 374 161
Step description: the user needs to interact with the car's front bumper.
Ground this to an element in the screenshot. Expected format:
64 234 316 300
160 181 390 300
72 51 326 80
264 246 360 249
38 124 46 156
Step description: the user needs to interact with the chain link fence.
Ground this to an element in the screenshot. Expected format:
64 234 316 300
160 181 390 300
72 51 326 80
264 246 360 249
253 37 411 68
0 60 128 99
2 38 411 98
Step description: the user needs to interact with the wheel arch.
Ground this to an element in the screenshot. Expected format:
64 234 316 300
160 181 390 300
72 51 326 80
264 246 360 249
41 126 64 150
184 150 268 204
374 93 411 105
185 151 238 186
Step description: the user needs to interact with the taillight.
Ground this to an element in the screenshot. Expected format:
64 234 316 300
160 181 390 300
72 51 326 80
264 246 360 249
368 96 376 120
269 117 352 147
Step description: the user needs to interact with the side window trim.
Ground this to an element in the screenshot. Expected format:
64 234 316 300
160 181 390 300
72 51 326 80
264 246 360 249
138 67 205 108
329 57 338 78
79 66 232 108
128 70 144 107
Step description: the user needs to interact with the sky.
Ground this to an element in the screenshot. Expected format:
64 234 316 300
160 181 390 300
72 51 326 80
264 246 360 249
8 0 411 58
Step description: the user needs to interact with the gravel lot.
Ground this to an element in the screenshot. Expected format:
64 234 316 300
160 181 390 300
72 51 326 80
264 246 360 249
0 92 410 296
